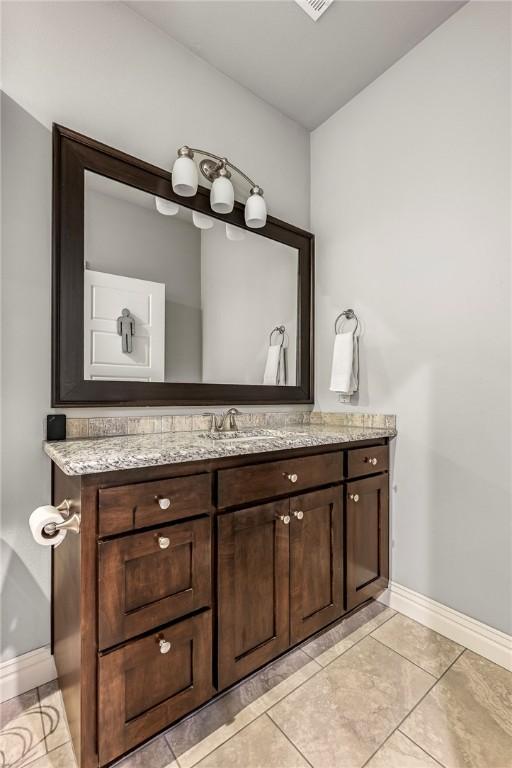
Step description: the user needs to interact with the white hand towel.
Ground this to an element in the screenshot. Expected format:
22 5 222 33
330 331 359 394
264 344 282 385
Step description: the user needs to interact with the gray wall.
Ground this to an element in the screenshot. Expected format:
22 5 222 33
312 1 511 633
0 1 310 661
85 183 203 382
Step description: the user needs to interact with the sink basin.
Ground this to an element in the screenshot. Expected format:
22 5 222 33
199 428 282 441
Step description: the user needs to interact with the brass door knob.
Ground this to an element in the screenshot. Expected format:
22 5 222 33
158 536 170 549
157 497 171 510
349 493 360 503
159 638 172 654
293 510 304 520
285 473 298 483
277 514 291 525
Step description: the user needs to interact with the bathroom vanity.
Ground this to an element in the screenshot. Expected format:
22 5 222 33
45 425 393 767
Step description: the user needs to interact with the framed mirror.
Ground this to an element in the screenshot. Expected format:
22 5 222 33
52 125 314 406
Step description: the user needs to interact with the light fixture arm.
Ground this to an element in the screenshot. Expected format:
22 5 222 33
182 147 262 193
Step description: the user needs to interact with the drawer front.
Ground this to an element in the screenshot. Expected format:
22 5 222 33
98 611 213 766
98 473 212 535
346 445 388 478
98 516 211 649
217 451 343 508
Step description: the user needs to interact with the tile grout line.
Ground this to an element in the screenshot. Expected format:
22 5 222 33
262 713 315 768
396 730 446 768
359 648 466 768
369 632 455 678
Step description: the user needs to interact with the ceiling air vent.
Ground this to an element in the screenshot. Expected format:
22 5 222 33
293 0 333 22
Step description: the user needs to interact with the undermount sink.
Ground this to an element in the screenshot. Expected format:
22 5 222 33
199 428 284 441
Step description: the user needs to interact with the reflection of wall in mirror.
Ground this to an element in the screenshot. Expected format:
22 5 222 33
84 180 202 382
200 224 298 386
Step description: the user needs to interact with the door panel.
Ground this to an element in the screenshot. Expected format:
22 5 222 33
346 474 389 610
217 500 290 689
289 486 344 643
98 516 211 648
98 611 212 766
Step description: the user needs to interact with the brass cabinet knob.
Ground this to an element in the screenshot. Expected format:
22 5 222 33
157 497 171 510
277 514 291 525
349 493 360 503
158 536 170 549
159 638 171 654
365 457 378 466
293 510 304 520
285 473 298 483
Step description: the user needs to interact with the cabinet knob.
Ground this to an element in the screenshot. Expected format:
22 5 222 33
156 497 171 510
159 638 172 654
349 493 360 503
277 514 291 525
284 473 298 483
365 457 378 466
293 510 304 520
158 536 170 549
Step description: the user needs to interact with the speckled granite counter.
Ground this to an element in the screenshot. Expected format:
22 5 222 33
44 424 396 476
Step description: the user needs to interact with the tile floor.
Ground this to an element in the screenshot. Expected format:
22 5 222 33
1 603 511 768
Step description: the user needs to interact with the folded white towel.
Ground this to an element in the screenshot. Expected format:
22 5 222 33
264 344 285 385
330 331 359 395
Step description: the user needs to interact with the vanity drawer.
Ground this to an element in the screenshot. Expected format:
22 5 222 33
217 451 343 508
346 445 388 478
98 516 211 649
98 473 213 535
98 610 213 766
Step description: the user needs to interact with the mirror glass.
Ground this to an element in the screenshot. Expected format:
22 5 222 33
83 172 298 386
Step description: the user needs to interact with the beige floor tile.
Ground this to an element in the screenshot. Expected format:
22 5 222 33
401 649 512 768
366 731 441 768
194 715 309 768
114 735 176 767
167 648 319 768
371 614 464 677
269 636 434 768
22 741 77 767
313 606 396 667
38 680 71 753
0 688 47 767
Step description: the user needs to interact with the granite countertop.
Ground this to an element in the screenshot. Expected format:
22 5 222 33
44 424 396 476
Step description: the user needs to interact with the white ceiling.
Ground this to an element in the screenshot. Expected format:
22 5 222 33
128 0 466 130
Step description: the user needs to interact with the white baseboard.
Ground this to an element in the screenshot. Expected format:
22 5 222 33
0 646 57 703
379 581 512 672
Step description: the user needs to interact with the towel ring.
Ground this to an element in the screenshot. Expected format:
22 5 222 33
334 309 359 336
269 325 287 347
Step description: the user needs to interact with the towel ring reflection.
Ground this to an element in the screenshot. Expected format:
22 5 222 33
334 309 359 336
269 325 287 348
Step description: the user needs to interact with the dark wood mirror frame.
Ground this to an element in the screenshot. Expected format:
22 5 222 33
52 124 314 407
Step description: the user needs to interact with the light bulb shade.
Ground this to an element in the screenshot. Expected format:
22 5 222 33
172 155 198 197
245 191 267 228
225 223 246 241
192 211 214 230
155 197 179 215
210 176 234 214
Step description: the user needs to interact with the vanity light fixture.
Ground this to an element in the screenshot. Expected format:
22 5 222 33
192 211 214 229
170 146 267 228
225 223 246 241
155 197 179 215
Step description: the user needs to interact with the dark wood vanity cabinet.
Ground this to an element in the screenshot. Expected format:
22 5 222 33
51 438 391 768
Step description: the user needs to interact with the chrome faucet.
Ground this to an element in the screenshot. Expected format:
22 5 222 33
203 408 241 434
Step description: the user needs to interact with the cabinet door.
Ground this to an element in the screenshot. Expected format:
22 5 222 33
289 486 343 644
346 474 389 610
98 611 213 766
217 500 290 689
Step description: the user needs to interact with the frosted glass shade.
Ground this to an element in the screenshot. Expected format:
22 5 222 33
155 197 179 215
171 155 198 197
245 192 267 228
210 176 234 214
192 211 214 230
225 223 245 241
